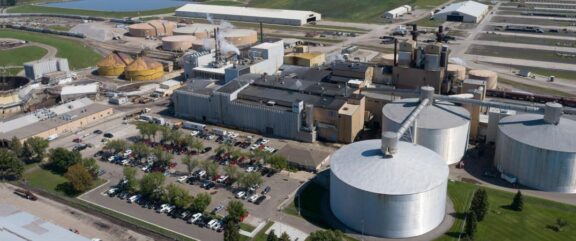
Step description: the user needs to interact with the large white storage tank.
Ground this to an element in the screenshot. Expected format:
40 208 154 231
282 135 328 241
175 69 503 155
330 140 448 238
382 98 470 165
494 103 576 193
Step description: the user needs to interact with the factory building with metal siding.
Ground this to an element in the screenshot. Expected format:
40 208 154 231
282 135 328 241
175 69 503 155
175 4 321 26
24 58 70 81
382 98 470 165
330 140 448 238
494 103 576 193
432 1 489 23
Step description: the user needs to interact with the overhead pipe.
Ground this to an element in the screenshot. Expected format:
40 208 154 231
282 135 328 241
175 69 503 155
435 95 544 114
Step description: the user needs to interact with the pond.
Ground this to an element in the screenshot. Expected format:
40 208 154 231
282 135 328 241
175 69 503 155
43 0 188 12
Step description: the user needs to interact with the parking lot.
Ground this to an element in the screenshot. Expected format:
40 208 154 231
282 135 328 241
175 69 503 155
53 109 314 240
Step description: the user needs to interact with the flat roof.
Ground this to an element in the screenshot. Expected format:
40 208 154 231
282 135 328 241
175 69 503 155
0 102 112 139
436 1 488 18
0 205 91 241
60 83 98 96
239 85 346 111
176 4 320 21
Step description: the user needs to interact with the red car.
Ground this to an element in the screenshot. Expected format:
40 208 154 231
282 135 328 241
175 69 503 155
73 138 82 143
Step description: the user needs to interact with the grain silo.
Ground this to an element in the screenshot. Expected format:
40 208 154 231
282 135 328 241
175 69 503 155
162 35 196 51
173 23 217 39
124 57 164 81
128 20 177 37
447 64 466 82
97 52 134 77
221 29 258 47
468 69 497 89
330 138 448 238
494 103 576 193
382 95 470 165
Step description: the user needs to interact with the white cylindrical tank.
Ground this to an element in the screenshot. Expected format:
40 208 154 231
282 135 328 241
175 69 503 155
162 35 196 51
330 140 448 238
382 98 471 165
494 106 576 193
469 69 497 90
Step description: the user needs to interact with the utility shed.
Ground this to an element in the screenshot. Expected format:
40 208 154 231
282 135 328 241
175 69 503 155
433 1 489 23
176 4 321 26
383 5 412 19
275 145 331 172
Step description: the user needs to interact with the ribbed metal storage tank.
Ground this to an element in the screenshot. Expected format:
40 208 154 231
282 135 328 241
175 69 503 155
330 140 448 238
173 23 217 39
97 52 134 77
128 20 177 37
124 57 164 81
162 35 196 51
221 29 258 46
469 69 497 90
494 103 576 193
382 98 470 165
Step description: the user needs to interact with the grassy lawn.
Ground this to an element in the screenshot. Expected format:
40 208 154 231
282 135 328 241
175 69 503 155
46 25 72 32
252 221 274 241
204 0 245 6
7 5 179 18
0 46 47 67
248 0 450 22
23 168 68 195
240 222 256 232
411 17 444 27
436 181 576 241
498 77 575 98
0 29 101 69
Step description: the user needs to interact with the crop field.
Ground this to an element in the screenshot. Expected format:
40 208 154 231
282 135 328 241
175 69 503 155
484 25 576 37
467 45 576 65
491 16 576 27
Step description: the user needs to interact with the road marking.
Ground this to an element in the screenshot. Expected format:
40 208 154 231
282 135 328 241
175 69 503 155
78 196 203 241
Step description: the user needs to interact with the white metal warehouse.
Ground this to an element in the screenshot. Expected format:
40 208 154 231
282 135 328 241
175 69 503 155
383 5 412 19
432 1 489 23
175 4 321 26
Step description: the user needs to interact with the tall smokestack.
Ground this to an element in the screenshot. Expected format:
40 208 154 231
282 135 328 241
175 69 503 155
436 25 444 42
259 22 264 43
393 38 398 66
411 24 418 41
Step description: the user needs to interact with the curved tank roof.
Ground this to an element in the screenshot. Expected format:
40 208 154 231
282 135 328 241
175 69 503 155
221 29 257 37
383 98 470 129
173 23 217 34
97 52 134 67
126 57 162 71
331 140 448 195
162 35 196 42
498 114 576 153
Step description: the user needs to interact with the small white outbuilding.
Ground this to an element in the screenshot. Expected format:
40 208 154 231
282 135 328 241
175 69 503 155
383 5 412 19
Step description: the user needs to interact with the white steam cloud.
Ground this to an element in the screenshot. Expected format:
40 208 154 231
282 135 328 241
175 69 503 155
449 57 466 66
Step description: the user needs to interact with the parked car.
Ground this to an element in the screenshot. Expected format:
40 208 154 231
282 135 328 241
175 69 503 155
103 133 114 138
235 191 246 199
261 186 271 195
207 219 219 229
246 166 255 173
156 204 171 213
93 129 103 134
254 195 266 205
128 194 142 203
201 181 215 190
247 194 259 202
177 175 188 183
217 175 229 183
14 189 37 201
212 205 224 214
188 213 202 224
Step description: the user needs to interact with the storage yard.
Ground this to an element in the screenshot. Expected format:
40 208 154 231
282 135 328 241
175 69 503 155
1 1 576 241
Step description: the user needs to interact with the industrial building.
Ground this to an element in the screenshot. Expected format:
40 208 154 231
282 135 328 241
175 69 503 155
154 79 182 97
173 23 217 38
383 5 412 19
97 52 134 77
124 56 164 81
23 58 70 82
494 103 576 193
175 4 322 26
183 40 284 82
128 20 177 37
0 98 113 141
60 83 99 102
432 1 489 23
0 205 91 241
0 76 35 116
382 97 471 165
284 52 325 67
173 66 366 143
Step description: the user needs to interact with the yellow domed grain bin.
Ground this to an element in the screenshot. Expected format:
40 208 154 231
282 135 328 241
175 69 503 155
124 57 164 81
97 52 134 77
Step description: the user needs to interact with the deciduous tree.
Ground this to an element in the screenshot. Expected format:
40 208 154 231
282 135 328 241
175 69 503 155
190 192 211 213
49 148 82 174
64 163 93 193
226 200 247 223
140 172 165 199
164 183 193 209
9 136 22 157
223 218 241 241
22 137 49 163
306 229 344 241
0 149 24 180
123 166 138 193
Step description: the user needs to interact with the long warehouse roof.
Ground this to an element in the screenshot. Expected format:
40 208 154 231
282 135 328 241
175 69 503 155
176 4 320 21
436 1 488 18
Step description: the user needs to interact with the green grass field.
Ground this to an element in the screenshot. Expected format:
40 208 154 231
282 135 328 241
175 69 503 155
23 168 68 195
467 45 576 65
7 5 178 18
0 29 101 70
240 222 256 232
0 46 47 67
249 0 445 23
252 222 274 241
